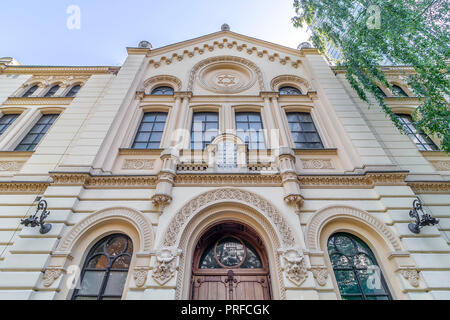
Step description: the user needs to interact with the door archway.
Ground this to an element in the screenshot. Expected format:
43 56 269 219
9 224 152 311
190 221 272 300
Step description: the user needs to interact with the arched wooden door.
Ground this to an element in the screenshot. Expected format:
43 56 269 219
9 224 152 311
190 222 272 300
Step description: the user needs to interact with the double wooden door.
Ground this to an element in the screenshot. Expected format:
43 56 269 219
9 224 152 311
190 222 272 300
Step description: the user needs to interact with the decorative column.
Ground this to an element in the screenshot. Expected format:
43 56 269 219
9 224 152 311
151 148 179 211
165 93 182 147
260 92 277 149
270 93 291 148
171 91 192 150
277 147 303 211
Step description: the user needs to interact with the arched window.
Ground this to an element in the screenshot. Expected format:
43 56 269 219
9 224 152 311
15 114 59 151
65 85 81 97
279 86 302 95
72 234 133 300
328 233 392 300
151 86 174 95
44 85 60 97
22 85 38 97
396 114 438 151
391 85 409 97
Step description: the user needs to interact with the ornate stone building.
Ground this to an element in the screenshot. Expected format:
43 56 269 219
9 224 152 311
0 26 449 300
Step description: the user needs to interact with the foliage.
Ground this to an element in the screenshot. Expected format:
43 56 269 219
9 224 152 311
293 0 450 152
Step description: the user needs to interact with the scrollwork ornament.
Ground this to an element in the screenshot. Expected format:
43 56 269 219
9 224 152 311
401 269 420 287
133 268 149 287
311 267 329 286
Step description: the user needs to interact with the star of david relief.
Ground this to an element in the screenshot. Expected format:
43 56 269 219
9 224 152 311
216 74 236 87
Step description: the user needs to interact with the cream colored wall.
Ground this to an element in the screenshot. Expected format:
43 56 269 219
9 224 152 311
0 32 448 300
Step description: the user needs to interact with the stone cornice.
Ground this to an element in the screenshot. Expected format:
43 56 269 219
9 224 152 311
174 174 282 186
3 97 74 106
50 172 158 189
119 148 164 156
2 66 120 76
294 148 338 156
0 182 49 194
407 181 450 194
127 47 151 56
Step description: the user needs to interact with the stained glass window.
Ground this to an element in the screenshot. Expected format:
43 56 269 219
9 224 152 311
15 114 59 151
279 86 302 95
287 112 324 149
0 114 19 135
22 85 38 97
72 234 133 300
65 85 81 97
199 236 263 269
397 114 439 151
132 112 167 149
328 233 392 300
44 85 60 97
191 112 219 150
235 112 266 150
151 86 174 95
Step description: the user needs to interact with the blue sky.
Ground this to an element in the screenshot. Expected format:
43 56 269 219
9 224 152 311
0 0 310 67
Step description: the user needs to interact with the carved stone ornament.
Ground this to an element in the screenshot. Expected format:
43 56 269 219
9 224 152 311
280 249 308 286
400 269 420 287
301 159 334 170
122 159 155 170
42 268 63 287
284 194 304 208
430 160 450 172
0 161 23 171
151 194 172 208
152 248 182 286
311 267 329 286
133 267 149 287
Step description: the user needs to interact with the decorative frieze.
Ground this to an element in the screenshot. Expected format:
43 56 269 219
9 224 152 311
301 159 334 170
174 174 282 186
0 182 49 194
430 160 450 171
3 97 74 105
408 181 450 194
122 159 155 170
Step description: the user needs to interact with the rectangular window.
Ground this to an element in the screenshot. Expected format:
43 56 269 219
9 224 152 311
191 112 219 150
235 112 266 150
132 112 168 149
0 114 19 135
397 114 439 151
286 112 324 149
15 114 59 151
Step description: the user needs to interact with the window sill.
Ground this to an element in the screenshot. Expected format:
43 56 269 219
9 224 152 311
118 148 164 156
294 148 338 155
0 151 34 157
420 150 446 157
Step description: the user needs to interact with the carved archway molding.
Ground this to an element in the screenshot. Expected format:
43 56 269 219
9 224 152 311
161 188 297 248
142 75 182 93
56 206 155 253
305 205 403 252
187 56 265 92
271 75 313 92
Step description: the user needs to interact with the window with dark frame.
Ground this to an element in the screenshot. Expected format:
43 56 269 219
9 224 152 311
22 85 38 97
191 112 219 150
391 85 409 97
396 114 439 151
72 234 133 300
65 85 81 97
279 86 302 95
327 232 392 300
151 86 174 95
0 114 19 135
286 112 324 149
44 85 60 97
235 112 266 150
15 114 59 151
132 112 167 149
